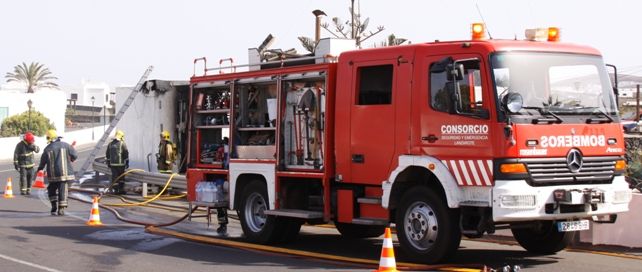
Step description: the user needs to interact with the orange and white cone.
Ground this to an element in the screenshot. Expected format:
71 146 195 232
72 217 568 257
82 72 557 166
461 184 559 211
86 196 103 226
4 177 15 198
32 171 46 189
375 227 398 272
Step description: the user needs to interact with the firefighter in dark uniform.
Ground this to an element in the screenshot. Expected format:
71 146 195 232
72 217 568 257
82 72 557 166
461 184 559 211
157 130 175 174
106 130 129 194
13 131 40 195
37 130 77 215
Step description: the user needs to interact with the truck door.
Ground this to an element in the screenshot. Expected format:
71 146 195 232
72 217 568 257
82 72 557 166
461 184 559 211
414 54 495 186
349 60 397 185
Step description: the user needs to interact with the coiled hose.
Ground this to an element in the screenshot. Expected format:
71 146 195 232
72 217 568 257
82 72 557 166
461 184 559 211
69 169 195 227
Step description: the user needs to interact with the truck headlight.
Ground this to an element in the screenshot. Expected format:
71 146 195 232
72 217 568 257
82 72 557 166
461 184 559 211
499 195 537 209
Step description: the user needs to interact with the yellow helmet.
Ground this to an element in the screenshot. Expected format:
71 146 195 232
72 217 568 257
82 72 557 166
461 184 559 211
45 129 57 143
161 130 170 140
115 130 125 141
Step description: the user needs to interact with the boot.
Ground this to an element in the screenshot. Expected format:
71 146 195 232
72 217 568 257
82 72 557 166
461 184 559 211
50 201 58 215
57 207 65 216
26 189 31 195
216 224 227 235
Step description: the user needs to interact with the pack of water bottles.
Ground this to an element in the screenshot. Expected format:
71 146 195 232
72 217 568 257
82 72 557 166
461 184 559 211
195 179 226 203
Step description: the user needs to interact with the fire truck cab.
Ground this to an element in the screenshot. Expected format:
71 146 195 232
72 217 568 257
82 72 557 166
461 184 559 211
186 32 632 263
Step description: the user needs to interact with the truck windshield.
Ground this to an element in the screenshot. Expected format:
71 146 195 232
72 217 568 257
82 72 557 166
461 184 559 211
491 52 617 117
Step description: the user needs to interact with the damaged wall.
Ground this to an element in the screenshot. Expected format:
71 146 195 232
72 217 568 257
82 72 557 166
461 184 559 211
115 82 181 173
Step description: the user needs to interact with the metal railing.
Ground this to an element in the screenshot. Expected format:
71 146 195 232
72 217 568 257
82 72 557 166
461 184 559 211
92 157 187 189
193 55 337 77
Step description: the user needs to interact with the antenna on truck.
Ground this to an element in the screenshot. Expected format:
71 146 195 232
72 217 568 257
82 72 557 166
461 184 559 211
475 3 493 39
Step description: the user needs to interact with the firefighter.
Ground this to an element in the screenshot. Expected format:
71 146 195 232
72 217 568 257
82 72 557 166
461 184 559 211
157 130 176 174
13 131 40 195
106 130 129 194
37 129 77 216
216 208 228 234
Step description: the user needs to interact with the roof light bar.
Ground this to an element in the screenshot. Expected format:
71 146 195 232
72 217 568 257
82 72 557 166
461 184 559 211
525 27 561 42
471 23 486 40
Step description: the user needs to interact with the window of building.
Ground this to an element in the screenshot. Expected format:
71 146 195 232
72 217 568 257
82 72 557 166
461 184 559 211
357 65 393 105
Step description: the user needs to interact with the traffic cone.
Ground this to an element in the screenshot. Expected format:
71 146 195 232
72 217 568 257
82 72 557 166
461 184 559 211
32 171 46 189
4 177 15 198
86 196 103 226
375 227 398 272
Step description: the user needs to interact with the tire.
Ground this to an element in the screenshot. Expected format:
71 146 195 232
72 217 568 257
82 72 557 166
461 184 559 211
511 221 572 254
335 223 386 239
395 186 461 264
238 180 284 244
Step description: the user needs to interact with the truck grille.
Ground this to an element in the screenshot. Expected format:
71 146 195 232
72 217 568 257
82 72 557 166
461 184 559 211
521 156 618 185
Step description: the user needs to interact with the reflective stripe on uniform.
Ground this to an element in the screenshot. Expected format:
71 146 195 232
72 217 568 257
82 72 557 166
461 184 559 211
61 148 68 178
47 175 76 182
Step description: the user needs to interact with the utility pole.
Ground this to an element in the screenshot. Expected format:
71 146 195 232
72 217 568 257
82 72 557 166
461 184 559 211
635 84 640 122
351 0 355 39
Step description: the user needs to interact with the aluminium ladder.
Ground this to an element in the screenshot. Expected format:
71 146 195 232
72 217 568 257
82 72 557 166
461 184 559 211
75 66 154 180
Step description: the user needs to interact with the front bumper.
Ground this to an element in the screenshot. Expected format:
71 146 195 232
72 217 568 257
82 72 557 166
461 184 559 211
492 176 632 222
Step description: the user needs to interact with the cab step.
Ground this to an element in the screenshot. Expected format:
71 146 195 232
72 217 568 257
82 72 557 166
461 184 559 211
263 209 323 219
352 217 388 226
459 201 490 207
357 197 382 204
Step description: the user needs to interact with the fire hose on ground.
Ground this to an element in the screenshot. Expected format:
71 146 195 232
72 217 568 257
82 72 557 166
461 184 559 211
69 169 198 227
67 169 480 271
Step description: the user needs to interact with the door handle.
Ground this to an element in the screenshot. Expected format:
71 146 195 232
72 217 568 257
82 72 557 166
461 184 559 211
422 134 438 143
352 154 364 163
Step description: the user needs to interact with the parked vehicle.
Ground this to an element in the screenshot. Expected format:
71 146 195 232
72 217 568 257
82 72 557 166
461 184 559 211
123 24 633 263
620 111 642 132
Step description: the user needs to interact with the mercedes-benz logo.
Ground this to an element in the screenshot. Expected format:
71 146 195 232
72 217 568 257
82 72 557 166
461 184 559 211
566 149 583 173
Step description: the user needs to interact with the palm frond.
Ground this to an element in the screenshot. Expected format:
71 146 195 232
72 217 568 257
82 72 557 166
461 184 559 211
298 36 317 54
4 61 58 92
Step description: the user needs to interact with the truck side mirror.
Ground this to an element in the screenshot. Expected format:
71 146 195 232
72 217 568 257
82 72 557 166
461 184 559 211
502 92 523 113
447 63 464 81
430 57 454 73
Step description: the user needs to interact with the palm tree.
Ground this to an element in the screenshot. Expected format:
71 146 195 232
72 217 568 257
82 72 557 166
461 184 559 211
377 34 409 47
5 62 59 93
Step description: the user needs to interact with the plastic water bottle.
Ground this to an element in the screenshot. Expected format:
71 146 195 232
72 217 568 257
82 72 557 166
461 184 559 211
203 182 214 202
212 183 220 202
195 182 203 202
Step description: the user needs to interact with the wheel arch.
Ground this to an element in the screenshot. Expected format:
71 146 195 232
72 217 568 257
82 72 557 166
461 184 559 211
229 162 276 210
383 155 463 211
232 173 267 210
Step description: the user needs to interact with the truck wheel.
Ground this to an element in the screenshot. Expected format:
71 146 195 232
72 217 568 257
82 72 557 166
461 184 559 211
238 180 283 244
395 186 461 263
511 221 572 254
335 223 385 239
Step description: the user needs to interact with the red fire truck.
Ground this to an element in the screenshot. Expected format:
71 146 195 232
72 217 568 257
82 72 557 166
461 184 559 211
184 26 632 263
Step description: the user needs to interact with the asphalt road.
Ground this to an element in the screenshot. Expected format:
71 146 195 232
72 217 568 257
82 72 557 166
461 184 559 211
0 143 640 271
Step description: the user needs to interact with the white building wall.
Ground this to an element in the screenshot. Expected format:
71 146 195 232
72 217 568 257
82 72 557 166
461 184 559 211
115 86 177 172
81 81 111 107
0 90 66 135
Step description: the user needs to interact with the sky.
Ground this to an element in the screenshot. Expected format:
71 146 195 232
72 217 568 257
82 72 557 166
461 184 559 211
1 0 641 88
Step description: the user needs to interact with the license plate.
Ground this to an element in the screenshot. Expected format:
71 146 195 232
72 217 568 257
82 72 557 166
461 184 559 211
557 220 590 232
